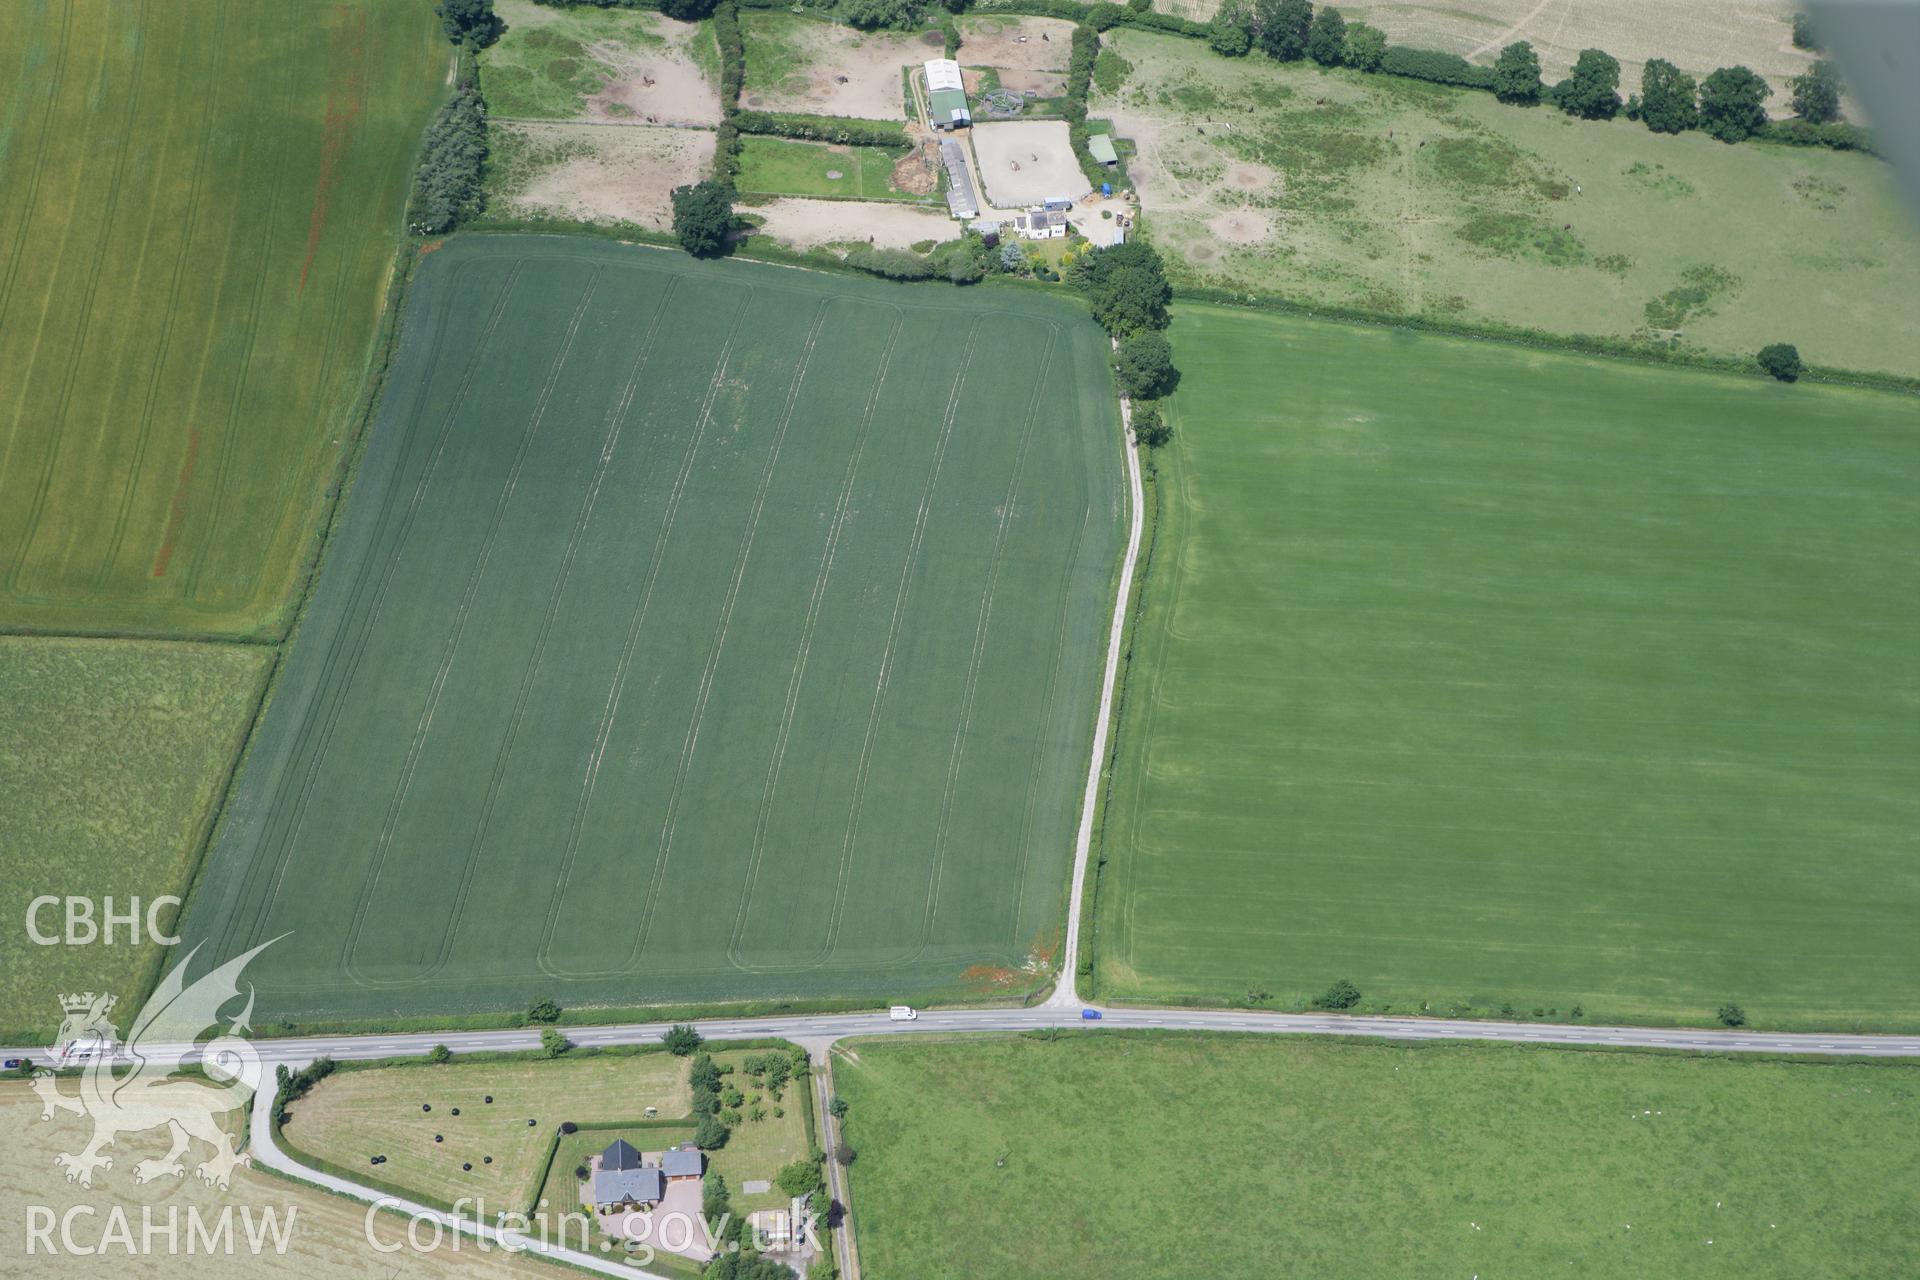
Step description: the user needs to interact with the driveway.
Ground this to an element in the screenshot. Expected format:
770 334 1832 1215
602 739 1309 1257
606 1179 713 1263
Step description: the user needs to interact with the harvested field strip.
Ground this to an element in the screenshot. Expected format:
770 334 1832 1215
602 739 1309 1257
0 0 445 637
1096 303 1920 1029
178 237 1124 1023
1 1085 550 1280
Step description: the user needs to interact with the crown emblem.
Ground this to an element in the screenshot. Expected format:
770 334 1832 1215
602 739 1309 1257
60 992 116 1016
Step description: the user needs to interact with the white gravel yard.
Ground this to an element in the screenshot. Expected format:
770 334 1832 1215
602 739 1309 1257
970 121 1089 207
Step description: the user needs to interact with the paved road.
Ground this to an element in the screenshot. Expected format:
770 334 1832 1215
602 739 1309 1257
18 1004 1918 1070
22 1001 1913 1280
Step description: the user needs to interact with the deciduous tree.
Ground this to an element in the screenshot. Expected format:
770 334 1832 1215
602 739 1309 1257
1114 332 1176 399
841 0 920 31
672 181 736 257
437 0 502 47
1698 65 1769 142
1637 59 1698 133
1491 41 1541 103
1208 0 1254 57
1340 21 1385 71
1255 0 1313 62
1756 343 1803 381
1790 59 1842 123
1306 5 1346 66
1552 48 1621 119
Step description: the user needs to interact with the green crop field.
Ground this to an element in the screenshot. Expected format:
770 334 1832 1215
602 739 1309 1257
1093 31 1920 379
737 136 928 203
1095 304 1920 1030
0 637 270 1041
0 0 445 639
178 236 1124 1025
836 1032 1920 1279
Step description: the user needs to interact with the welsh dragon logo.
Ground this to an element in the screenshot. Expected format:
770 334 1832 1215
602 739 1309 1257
33 939 277 1190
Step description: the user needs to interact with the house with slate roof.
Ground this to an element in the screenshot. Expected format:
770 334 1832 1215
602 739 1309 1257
592 1139 664 1211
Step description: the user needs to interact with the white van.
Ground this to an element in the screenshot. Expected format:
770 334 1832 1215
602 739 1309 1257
888 1006 918 1022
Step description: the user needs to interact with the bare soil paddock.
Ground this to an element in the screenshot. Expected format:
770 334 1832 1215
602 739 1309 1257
492 121 716 230
742 12 932 120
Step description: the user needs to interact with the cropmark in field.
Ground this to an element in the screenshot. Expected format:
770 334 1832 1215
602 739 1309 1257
179 237 1125 1024
0 0 446 637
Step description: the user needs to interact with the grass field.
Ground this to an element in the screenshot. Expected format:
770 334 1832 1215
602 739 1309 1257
2 1084 549 1277
0 0 446 638
0 637 270 1041
282 1052 692 1212
177 236 1125 1024
1093 32 1920 378
1094 304 1920 1029
481 0 718 123
704 1050 813 1213
736 136 928 202
1146 0 1825 111
835 1032 1920 1278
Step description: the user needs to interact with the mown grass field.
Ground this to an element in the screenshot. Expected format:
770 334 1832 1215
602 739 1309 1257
282 1052 691 1212
836 1032 1920 1279
0 0 446 638
1094 32 1920 378
1 1084 548 1278
736 136 928 203
0 637 270 1041
1095 304 1920 1029
179 237 1124 1024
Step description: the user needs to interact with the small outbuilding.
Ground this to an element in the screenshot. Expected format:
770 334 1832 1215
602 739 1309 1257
661 1144 705 1182
1087 133 1119 167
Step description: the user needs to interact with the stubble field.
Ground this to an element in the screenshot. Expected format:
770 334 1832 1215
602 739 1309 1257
178 237 1124 1025
1 1084 547 1277
1094 304 1920 1029
1093 31 1920 378
0 0 446 638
